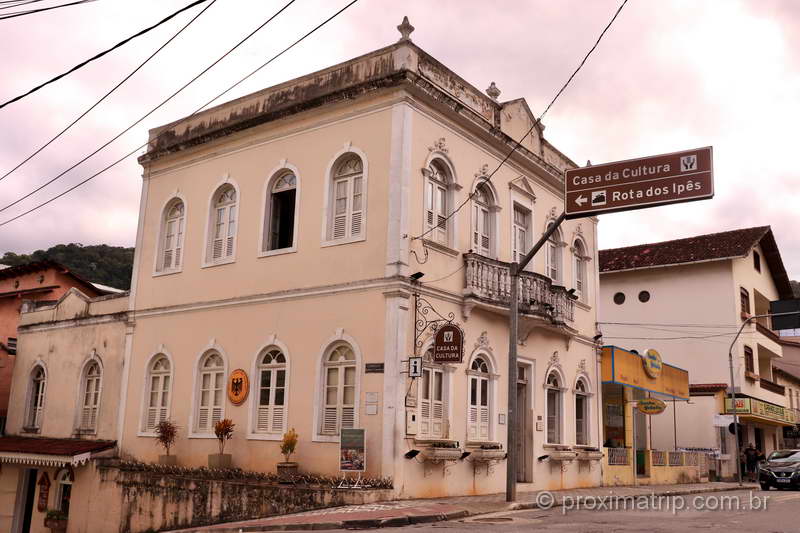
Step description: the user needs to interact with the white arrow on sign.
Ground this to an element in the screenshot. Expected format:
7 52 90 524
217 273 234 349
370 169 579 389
575 195 588 207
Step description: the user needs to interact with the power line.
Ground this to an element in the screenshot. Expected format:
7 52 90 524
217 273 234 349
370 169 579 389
0 0 95 21
0 0 216 183
0 0 206 110
0 0 360 228
0 0 49 10
0 0 298 214
410 0 629 242
599 321 746 329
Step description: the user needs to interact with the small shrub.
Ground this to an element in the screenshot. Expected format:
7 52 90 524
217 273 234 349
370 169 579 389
155 420 178 456
214 419 235 455
280 428 299 463
45 509 68 521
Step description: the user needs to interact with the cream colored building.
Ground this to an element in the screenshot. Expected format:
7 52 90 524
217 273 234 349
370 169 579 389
1 21 604 532
599 226 796 479
116 23 601 498
0 289 128 533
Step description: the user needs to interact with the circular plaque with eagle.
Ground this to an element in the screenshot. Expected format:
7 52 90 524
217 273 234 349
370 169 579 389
227 369 249 405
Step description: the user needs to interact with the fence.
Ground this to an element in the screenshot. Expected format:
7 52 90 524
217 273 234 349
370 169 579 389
651 450 666 466
668 451 683 467
607 447 629 466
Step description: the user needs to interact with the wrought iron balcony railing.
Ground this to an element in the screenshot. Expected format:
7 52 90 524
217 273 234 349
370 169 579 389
463 253 574 324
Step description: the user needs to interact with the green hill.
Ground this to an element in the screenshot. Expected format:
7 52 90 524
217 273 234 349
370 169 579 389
1 243 134 290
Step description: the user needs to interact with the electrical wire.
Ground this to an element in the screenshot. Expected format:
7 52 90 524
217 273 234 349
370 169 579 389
0 0 207 110
0 0 360 228
599 321 747 329
409 0 629 242
0 0 298 215
0 0 95 20
0 0 49 10
0 0 217 183
420 265 464 284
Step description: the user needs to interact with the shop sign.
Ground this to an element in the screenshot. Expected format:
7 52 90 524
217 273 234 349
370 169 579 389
637 398 667 415
724 397 793 424
433 323 464 363
642 349 663 379
227 369 249 405
340 428 366 472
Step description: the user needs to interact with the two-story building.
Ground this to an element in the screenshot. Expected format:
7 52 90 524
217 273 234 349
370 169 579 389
599 226 795 479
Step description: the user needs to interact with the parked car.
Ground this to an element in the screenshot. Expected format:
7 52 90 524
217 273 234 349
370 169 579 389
759 450 800 490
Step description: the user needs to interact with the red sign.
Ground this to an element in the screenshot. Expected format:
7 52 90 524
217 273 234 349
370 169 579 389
564 147 713 219
37 472 50 512
433 324 464 363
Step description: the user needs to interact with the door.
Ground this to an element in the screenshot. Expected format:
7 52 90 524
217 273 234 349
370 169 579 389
12 468 37 533
755 427 764 453
516 364 531 482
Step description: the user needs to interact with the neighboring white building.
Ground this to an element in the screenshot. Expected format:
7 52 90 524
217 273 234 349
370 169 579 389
599 226 796 479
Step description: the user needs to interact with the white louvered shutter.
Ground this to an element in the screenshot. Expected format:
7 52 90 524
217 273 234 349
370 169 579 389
175 218 184 267
435 185 447 243
419 369 431 436
225 205 236 257
351 176 363 237
321 346 357 435
212 207 225 260
333 179 348 239
256 357 287 435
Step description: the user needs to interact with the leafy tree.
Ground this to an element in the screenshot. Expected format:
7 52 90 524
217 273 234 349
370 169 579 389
0 243 133 290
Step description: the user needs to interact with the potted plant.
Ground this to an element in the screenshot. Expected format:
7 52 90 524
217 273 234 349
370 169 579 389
421 441 463 462
44 509 68 532
277 428 299 480
471 443 506 461
156 420 178 465
209 418 234 469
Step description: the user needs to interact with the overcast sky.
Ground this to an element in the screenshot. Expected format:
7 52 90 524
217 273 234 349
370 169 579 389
1 0 798 278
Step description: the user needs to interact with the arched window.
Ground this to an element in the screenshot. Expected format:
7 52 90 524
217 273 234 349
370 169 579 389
26 365 46 429
196 352 225 433
512 204 531 263
207 185 237 263
79 361 102 431
546 223 563 283
263 172 297 252
468 356 491 440
419 348 447 439
573 239 587 301
575 379 589 445
546 372 563 444
472 183 495 256
158 199 185 271
143 355 171 432
55 469 73 515
328 155 364 241
321 344 356 435
255 348 287 435
424 159 454 245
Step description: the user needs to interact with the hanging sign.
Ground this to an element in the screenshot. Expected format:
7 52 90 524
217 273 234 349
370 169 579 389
37 472 51 512
433 323 464 363
637 398 667 415
227 369 249 405
340 428 366 472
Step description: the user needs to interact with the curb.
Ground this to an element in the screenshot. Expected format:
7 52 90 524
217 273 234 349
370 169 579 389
506 484 754 511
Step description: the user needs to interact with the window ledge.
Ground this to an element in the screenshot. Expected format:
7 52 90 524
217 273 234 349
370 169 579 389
313 434 341 443
421 239 460 258
574 444 598 450
465 440 502 449
201 257 236 269
188 433 218 439
745 371 760 381
137 431 157 438
152 268 183 278
22 427 40 434
574 301 592 312
413 438 459 447
543 443 571 450
321 235 365 248
258 247 297 258
73 428 97 437
247 433 283 441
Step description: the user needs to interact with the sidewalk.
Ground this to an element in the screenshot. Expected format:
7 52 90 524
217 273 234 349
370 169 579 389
172 481 754 532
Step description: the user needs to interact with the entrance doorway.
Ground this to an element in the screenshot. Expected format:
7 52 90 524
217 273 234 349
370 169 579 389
516 363 533 483
12 468 37 533
755 427 764 453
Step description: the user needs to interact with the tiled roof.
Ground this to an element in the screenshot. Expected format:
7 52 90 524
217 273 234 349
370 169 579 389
0 436 115 456
689 383 729 393
599 226 794 299
0 259 116 295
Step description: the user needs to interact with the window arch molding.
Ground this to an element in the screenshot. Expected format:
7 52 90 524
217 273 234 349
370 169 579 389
469 176 501 258
247 335 291 440
573 375 592 446
74 352 104 433
321 144 369 246
312 330 363 442
189 341 229 437
201 177 241 267
543 364 567 445
421 152 461 247
465 349 499 442
138 348 175 436
153 193 188 275
25 360 48 431
259 161 301 257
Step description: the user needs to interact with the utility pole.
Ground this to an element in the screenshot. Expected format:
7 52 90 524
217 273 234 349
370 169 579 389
726 310 800 486
506 212 566 502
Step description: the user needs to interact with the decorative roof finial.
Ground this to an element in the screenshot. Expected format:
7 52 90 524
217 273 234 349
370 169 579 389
486 82 501 101
397 16 414 42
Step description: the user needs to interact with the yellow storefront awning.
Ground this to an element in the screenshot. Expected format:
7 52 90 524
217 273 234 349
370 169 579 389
601 346 689 400
724 398 796 427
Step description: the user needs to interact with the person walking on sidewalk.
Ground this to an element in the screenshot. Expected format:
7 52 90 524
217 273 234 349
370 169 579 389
744 443 760 482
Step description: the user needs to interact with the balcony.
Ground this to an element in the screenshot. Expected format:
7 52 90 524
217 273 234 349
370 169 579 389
463 253 574 324
760 377 786 396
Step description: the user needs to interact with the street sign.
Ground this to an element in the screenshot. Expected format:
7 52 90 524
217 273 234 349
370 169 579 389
770 299 800 331
564 146 713 219
433 323 464 363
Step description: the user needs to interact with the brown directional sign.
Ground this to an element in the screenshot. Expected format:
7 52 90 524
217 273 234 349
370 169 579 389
564 146 713 219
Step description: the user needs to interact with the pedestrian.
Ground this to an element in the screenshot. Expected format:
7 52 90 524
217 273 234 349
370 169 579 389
744 443 760 482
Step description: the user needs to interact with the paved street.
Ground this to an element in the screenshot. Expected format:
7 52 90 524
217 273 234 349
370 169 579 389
364 490 800 533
